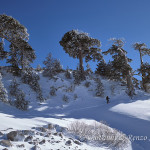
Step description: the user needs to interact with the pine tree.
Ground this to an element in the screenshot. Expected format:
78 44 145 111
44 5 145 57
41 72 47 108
43 53 62 78
21 67 44 101
138 62 150 88
0 14 36 71
73 66 81 85
96 60 108 76
133 77 140 89
50 86 56 96
9 78 19 96
0 39 8 60
60 30 103 80
133 43 150 91
95 78 104 97
96 60 114 79
14 90 29 111
36 64 42 72
110 84 115 96
7 41 36 70
9 77 28 110
63 95 69 102
0 73 8 102
103 38 135 97
65 66 71 79
86 63 92 75
0 14 29 42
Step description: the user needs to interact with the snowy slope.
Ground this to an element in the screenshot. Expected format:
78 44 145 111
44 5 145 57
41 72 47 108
0 69 150 150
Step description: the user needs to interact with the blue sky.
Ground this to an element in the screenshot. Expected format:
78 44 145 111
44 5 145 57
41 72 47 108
1 0 150 76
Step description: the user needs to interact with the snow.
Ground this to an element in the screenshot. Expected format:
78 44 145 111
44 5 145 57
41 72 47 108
0 69 150 149
110 99 150 121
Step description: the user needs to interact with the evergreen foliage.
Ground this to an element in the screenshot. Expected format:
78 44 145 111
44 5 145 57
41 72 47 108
0 14 29 42
103 38 135 97
21 67 44 101
65 66 71 79
96 60 113 79
7 40 36 70
133 43 150 90
36 64 42 72
9 78 19 96
0 73 8 102
74 94 78 100
85 63 93 75
14 90 28 111
50 86 57 96
63 95 69 102
138 63 150 87
9 78 28 110
133 77 140 89
60 30 103 80
43 53 62 78
73 66 82 85
95 78 104 97
110 84 115 96
0 39 8 60
0 14 36 71
84 81 91 88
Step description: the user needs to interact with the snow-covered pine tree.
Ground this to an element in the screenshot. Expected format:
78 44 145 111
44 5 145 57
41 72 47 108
96 60 108 76
63 95 69 102
65 66 71 79
133 77 140 89
95 78 104 97
138 62 150 89
9 78 19 96
53 59 62 73
0 73 8 102
43 53 62 78
0 14 29 42
14 89 29 111
85 63 93 75
110 84 115 96
9 77 28 110
96 60 114 79
43 53 54 77
73 66 81 85
133 43 150 91
36 64 42 72
103 38 135 97
21 67 44 101
74 94 78 100
0 39 8 60
50 86 56 96
84 81 91 88
7 40 36 71
60 30 103 80
0 14 36 73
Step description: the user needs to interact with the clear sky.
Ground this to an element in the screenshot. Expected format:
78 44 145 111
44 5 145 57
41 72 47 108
1 0 150 76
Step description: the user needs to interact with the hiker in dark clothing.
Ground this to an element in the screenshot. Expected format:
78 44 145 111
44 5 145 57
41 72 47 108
106 96 110 104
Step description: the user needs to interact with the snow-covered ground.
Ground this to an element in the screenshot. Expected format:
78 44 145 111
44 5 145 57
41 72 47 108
0 70 150 150
111 99 150 121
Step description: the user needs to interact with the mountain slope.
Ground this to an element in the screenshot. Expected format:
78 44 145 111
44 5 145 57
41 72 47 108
0 68 149 150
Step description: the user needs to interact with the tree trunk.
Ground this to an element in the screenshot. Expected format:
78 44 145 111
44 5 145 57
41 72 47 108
126 70 135 98
121 50 135 97
139 49 146 91
79 50 84 73
79 49 85 80
139 49 143 66
21 51 24 70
